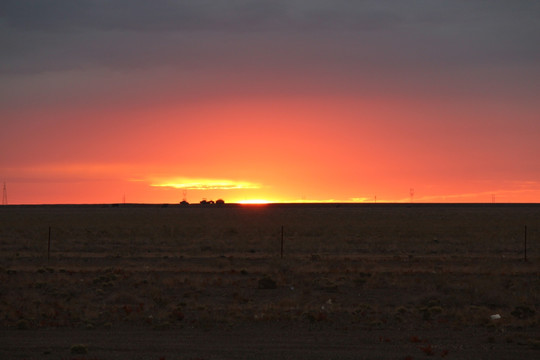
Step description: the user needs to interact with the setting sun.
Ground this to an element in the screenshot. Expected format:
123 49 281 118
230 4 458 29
237 199 272 205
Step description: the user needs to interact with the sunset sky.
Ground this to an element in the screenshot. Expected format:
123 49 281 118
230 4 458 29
2 1 540 204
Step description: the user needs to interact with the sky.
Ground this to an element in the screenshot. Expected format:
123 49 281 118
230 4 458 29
2 0 540 204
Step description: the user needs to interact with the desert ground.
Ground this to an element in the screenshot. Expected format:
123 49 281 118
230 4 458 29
0 203 539 359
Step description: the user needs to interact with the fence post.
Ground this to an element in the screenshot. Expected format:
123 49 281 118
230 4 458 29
281 225 284 258
48 226 51 263
524 225 527 262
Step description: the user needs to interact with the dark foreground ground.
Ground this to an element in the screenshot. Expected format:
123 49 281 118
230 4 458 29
1 322 539 360
0 204 539 359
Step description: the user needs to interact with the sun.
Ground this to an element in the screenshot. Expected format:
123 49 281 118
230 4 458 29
237 199 272 205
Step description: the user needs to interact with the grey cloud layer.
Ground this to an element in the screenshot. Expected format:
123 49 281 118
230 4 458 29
2 1 539 71
3 1 538 32
1 0 539 103
1 0 416 32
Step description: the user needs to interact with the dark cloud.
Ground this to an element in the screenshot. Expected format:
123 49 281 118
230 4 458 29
1 1 538 63
2 0 539 32
0 0 289 32
1 0 539 105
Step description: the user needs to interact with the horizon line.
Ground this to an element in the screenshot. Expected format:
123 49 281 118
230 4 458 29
2 201 539 207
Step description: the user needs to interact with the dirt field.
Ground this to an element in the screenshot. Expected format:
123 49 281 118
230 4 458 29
1 204 539 359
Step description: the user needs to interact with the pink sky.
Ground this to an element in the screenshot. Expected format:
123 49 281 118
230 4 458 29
2 1 540 204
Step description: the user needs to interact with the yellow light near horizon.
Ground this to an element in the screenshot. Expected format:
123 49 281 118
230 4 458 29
150 177 260 190
237 199 272 204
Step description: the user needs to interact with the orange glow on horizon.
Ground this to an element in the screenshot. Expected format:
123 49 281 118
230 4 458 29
3 95 540 205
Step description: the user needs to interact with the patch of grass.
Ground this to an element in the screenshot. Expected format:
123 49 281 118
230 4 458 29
258 276 277 289
395 306 408 314
16 319 29 330
511 305 536 319
528 338 540 349
419 344 434 356
70 344 88 354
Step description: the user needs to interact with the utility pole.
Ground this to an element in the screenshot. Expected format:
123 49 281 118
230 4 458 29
2 182 7 205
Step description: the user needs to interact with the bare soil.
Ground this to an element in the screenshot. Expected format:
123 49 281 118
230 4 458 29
0 204 539 359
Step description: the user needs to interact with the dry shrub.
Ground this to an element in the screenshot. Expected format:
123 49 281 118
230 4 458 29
313 277 338 293
16 319 29 330
258 276 277 289
70 344 88 354
107 292 142 305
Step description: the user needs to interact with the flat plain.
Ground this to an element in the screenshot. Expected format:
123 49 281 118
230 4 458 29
0 203 539 359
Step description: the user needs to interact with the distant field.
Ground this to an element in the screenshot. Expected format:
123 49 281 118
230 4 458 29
2 203 539 257
0 204 539 359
